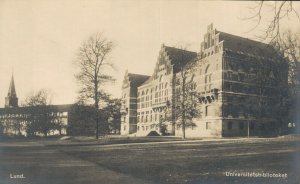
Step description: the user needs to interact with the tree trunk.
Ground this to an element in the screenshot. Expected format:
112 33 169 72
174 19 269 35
182 77 186 139
95 79 99 139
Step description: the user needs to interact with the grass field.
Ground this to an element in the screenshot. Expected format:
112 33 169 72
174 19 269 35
60 137 300 184
0 136 299 184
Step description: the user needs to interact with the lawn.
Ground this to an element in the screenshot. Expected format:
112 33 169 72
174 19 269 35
60 137 300 184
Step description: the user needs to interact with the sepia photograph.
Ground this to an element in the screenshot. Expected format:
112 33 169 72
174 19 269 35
0 0 299 183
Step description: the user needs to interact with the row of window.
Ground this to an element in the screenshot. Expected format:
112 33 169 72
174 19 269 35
225 71 275 82
138 83 169 97
227 121 254 130
138 89 169 109
224 82 277 96
137 114 165 123
0 112 68 119
137 124 157 131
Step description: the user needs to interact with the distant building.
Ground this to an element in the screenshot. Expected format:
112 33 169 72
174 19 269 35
121 24 288 137
0 75 72 136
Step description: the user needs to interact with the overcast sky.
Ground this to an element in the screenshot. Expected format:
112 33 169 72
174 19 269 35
0 0 299 106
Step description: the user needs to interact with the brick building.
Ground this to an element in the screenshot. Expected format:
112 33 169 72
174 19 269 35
121 24 288 137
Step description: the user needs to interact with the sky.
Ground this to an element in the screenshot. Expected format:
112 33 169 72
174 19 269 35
0 0 299 106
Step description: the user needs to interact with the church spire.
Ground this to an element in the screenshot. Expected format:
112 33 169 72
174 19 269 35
8 74 17 97
5 74 18 108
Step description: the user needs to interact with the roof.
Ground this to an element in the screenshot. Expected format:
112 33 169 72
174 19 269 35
127 73 150 87
219 32 281 59
164 46 197 72
140 76 153 86
0 104 75 114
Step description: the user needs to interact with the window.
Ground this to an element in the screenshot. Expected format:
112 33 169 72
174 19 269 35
239 122 244 130
250 122 254 130
206 122 211 130
204 65 212 92
205 105 214 116
228 122 232 130
238 73 245 81
228 71 232 80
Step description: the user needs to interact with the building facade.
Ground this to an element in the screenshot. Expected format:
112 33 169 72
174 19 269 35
0 75 71 136
121 24 288 137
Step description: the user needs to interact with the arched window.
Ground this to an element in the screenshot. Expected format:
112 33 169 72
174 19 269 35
159 75 163 82
205 64 210 74
190 74 195 82
204 65 213 91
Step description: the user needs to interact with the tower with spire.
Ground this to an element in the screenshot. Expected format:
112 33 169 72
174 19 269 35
5 74 18 108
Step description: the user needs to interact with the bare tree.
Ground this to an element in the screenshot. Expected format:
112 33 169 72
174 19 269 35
23 89 55 137
273 30 300 86
273 30 300 132
23 89 52 106
244 1 300 135
169 46 201 139
74 33 115 139
174 61 202 139
244 1 300 43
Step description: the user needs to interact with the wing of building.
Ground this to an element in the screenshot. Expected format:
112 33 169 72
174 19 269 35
0 75 96 137
121 24 288 138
